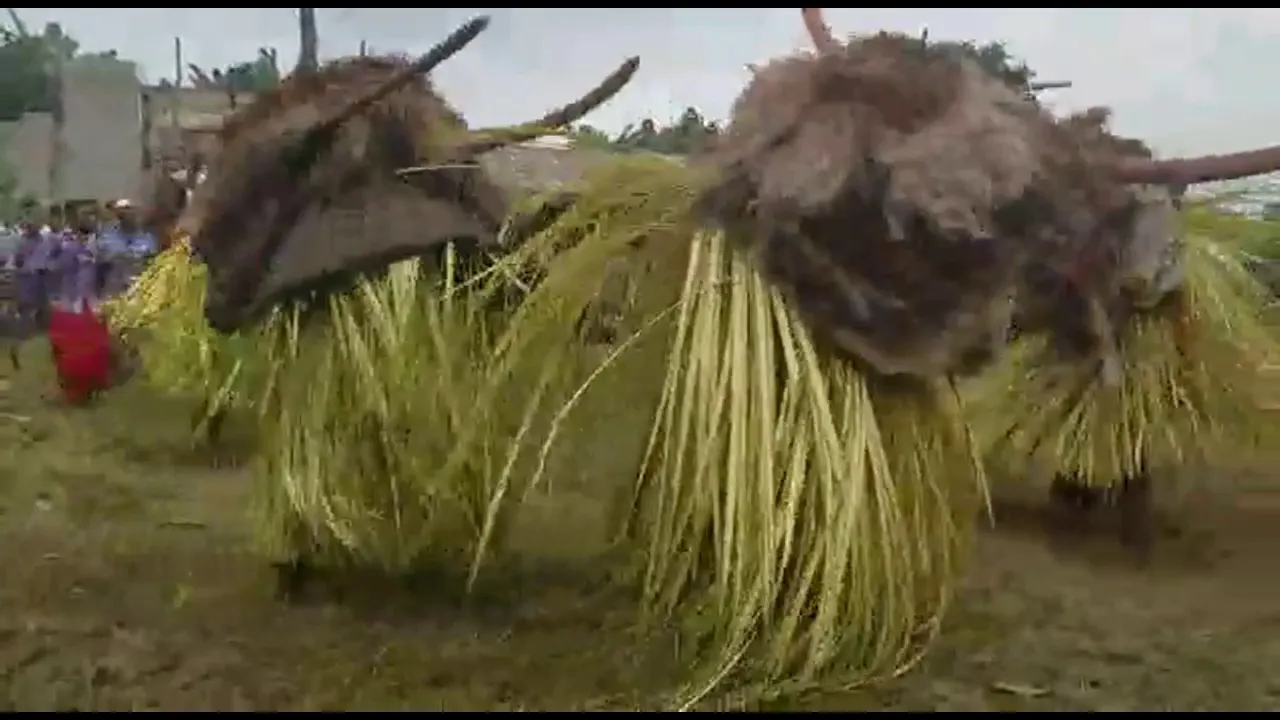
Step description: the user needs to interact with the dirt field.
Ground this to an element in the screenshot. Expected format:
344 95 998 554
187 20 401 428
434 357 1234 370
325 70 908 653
2 341 1280 711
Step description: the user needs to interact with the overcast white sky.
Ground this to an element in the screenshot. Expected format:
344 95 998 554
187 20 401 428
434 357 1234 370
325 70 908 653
12 8 1280 157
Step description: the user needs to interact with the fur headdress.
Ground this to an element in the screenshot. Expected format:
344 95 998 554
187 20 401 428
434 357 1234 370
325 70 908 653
697 8 1280 379
178 16 639 334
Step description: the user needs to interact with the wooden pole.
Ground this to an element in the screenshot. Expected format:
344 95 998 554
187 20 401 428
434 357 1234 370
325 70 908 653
173 36 182 87
297 8 318 74
171 37 184 169
46 22 65 210
140 90 152 171
1029 80 1073 92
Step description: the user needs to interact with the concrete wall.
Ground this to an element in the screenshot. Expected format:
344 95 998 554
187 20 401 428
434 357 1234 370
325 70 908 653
0 69 620 207
60 56 143 202
0 56 144 203
145 86 255 161
0 58 249 205
0 112 54 200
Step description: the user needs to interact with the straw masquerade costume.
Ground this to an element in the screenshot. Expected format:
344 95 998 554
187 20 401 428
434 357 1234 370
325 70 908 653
986 177 1280 551
113 7 1280 706
165 17 641 582
582 8 1280 700
489 8 1169 699
109 18 632 434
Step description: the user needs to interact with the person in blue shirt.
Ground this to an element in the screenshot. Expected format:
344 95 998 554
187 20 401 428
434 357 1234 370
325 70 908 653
14 221 61 327
99 199 158 295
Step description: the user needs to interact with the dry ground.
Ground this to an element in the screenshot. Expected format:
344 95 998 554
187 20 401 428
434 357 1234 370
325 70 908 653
2 340 1280 711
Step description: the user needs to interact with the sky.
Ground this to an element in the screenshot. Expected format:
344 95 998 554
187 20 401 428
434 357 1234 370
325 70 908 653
11 8 1280 157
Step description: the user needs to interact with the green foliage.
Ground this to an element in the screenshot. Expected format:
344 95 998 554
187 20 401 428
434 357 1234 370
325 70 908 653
1181 203 1280 293
0 23 65 120
568 124 615 151
1183 202 1280 259
929 38 1036 91
569 107 719 156
1234 220 1280 262
187 48 282 94
0 8 279 120
222 55 282 93
0 12 121 122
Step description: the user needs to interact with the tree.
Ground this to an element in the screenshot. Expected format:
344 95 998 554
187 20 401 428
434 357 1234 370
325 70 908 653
184 8 307 94
567 124 614 150
0 21 65 120
571 106 720 156
187 48 282 94
0 12 120 122
664 106 720 154
615 118 660 151
924 34 1068 96
930 38 1034 90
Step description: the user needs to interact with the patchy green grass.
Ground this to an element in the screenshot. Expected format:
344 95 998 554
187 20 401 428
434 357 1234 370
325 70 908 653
2 339 1280 710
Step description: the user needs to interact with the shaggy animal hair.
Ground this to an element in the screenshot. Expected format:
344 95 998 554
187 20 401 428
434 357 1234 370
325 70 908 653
1058 111 1184 310
700 11 1252 380
181 17 639 335
185 22 487 334
699 32 1053 378
1013 108 1186 371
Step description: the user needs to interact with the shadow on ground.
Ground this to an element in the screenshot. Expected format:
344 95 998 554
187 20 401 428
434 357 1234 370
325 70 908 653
2 339 1280 710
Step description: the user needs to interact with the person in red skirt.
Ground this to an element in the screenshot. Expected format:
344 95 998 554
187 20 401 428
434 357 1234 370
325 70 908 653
46 224 114 405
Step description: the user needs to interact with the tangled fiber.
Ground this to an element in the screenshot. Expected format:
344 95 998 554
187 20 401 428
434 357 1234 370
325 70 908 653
112 7 1280 707
255 154 700 578
102 240 257 435
252 250 517 574
482 153 987 703
982 221 1280 484
113 12 639 466
697 29 1041 379
621 231 985 707
607 8 1280 700
181 15 639 335
699 9 1280 383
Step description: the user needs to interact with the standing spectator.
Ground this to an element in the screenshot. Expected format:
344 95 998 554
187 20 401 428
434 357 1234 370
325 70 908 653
119 201 158 259
99 199 157 296
97 202 126 295
13 222 57 328
46 227 112 404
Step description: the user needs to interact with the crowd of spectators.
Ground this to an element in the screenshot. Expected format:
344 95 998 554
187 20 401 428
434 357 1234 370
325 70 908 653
1 199 158 326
